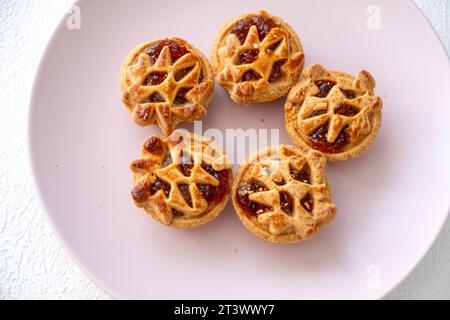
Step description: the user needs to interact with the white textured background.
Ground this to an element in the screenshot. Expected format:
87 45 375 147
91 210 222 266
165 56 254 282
0 0 449 300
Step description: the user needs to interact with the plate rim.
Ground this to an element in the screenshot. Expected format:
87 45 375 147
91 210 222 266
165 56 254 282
27 0 450 300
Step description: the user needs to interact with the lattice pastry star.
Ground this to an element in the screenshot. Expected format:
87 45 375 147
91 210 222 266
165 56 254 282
212 11 304 104
130 131 232 229
120 38 214 135
232 145 336 243
285 64 383 161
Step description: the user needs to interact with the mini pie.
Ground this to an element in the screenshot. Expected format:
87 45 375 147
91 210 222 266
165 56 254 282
285 64 383 161
232 145 337 243
120 38 214 135
130 131 232 229
211 11 305 104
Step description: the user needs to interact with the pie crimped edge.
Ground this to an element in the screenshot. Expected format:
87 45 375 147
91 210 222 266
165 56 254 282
130 130 233 229
232 145 337 244
285 64 383 161
120 37 214 135
211 10 305 105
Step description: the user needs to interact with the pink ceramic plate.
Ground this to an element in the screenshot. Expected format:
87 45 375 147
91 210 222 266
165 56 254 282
29 0 450 299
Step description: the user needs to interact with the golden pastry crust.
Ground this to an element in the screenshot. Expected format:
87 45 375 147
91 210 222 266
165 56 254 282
130 131 232 229
232 145 336 244
120 38 214 135
285 64 383 161
211 11 304 105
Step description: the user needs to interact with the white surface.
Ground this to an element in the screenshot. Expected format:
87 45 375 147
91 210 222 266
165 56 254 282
28 0 450 300
0 0 449 300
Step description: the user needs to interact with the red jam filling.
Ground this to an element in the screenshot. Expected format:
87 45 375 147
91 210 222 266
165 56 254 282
171 209 184 217
145 72 167 86
231 15 278 44
273 178 286 186
236 181 272 217
290 165 311 184
178 184 192 207
241 70 261 82
148 92 165 103
145 40 189 64
334 104 359 117
268 39 283 52
269 60 286 83
315 80 336 98
174 66 194 82
238 49 259 65
178 161 193 177
197 164 230 205
341 89 357 99
173 88 192 105
310 123 349 153
279 191 293 215
150 178 171 197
